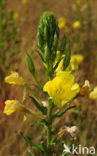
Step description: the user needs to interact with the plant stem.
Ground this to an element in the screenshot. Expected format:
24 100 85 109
47 98 52 155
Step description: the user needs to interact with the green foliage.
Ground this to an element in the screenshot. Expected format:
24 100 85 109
37 12 59 65
37 12 71 79
21 133 44 154
30 96 47 115
27 151 35 156
63 48 71 70
31 119 48 127
26 53 35 77
52 105 75 119
60 34 66 55
52 56 63 73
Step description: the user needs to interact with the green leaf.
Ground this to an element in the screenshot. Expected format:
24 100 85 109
31 119 48 127
63 48 71 71
37 50 45 62
52 56 63 73
26 53 35 77
50 137 57 146
60 34 66 55
30 96 47 115
52 32 58 52
21 133 44 153
27 151 35 156
44 44 50 62
53 106 75 119
40 141 47 154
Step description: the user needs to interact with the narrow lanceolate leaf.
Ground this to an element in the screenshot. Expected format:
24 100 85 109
63 48 71 71
21 133 44 153
51 31 59 63
30 96 47 115
52 32 58 52
31 119 48 127
52 57 63 73
52 106 75 119
37 50 45 63
26 53 35 77
60 34 66 55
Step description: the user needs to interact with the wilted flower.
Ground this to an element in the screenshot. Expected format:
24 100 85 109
73 21 81 29
58 17 66 29
58 126 79 139
43 71 80 108
4 100 27 115
83 80 90 88
5 71 26 86
42 101 48 107
89 86 97 100
80 80 90 95
66 126 79 139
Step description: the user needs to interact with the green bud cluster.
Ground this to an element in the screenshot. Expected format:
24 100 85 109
37 12 71 78
37 12 59 64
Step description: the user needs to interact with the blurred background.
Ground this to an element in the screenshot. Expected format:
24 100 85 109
0 0 97 155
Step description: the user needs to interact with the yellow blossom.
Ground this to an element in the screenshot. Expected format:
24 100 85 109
70 54 84 71
89 86 97 100
13 12 19 20
76 0 81 5
5 71 26 86
43 71 80 107
73 21 81 29
22 0 28 4
4 100 43 119
82 3 88 11
72 4 77 11
53 51 83 72
4 100 26 115
58 17 66 29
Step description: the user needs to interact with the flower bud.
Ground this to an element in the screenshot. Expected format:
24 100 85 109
37 12 59 63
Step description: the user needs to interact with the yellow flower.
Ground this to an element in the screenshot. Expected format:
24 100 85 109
82 3 88 11
4 100 26 115
72 4 77 11
5 71 26 86
43 71 80 107
89 86 97 100
76 0 81 5
4 100 43 119
22 0 28 4
73 21 81 29
70 54 84 71
58 17 66 29
13 12 19 20
53 51 83 72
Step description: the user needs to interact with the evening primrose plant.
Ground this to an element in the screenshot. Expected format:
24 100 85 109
3 12 89 156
